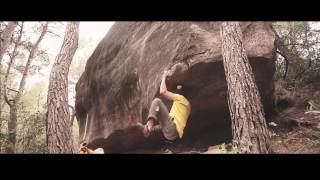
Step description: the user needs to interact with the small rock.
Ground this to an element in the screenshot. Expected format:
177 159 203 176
269 122 278 127
93 148 105 154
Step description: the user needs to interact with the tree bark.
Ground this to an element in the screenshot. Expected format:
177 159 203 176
0 21 18 123
3 23 24 107
220 22 270 154
4 22 48 153
0 21 18 66
47 22 79 154
2 23 24 153
6 104 17 153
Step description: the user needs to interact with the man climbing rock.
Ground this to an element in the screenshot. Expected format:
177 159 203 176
138 70 191 141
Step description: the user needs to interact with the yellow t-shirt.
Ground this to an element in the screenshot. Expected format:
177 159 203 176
169 94 191 138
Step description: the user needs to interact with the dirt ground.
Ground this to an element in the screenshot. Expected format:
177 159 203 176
269 108 320 154
126 107 320 154
126 82 320 154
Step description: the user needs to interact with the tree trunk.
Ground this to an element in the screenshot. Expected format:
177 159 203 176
0 21 17 65
14 23 48 104
6 104 17 153
3 23 24 107
47 22 79 154
4 22 47 153
220 22 270 153
0 22 18 122
2 23 23 153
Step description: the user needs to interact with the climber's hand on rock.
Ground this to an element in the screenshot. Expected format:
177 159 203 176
163 70 172 79
162 70 168 78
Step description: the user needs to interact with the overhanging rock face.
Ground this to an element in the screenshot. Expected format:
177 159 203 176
75 22 276 153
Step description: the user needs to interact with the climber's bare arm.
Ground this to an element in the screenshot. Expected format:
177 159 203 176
160 71 174 101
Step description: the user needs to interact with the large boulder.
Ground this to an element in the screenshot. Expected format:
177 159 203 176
75 22 277 153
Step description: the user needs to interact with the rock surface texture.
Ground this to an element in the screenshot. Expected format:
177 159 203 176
75 22 276 153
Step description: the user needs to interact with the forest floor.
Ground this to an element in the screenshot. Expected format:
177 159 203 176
132 82 320 154
124 80 320 154
141 108 320 154
268 80 320 154
269 107 320 153
127 110 320 154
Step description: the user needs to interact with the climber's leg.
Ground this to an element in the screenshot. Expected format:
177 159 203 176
147 98 169 124
146 98 179 141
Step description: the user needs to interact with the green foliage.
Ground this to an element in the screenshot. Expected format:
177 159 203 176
0 22 57 153
21 81 47 113
0 76 48 154
16 112 47 153
0 65 5 88
13 80 48 153
0 112 9 152
0 80 48 153
68 36 97 104
0 22 6 35
1 23 93 153
69 36 96 84
273 22 320 87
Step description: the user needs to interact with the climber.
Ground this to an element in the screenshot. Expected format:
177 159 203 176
138 70 191 141
79 142 104 154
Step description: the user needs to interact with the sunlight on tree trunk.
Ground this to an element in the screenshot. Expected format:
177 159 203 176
47 22 79 154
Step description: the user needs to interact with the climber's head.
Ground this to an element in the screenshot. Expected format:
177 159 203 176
175 84 189 99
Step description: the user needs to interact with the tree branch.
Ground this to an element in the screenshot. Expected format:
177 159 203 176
3 22 24 107
293 57 313 83
0 22 18 109
7 87 19 93
47 30 62 39
0 21 18 63
14 22 48 103
276 50 289 80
